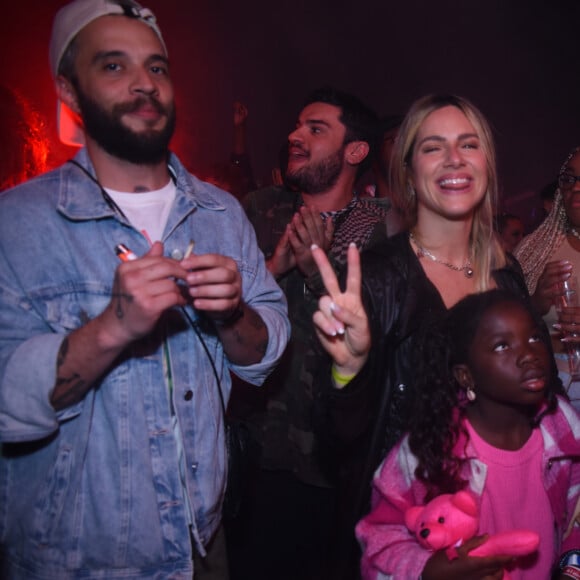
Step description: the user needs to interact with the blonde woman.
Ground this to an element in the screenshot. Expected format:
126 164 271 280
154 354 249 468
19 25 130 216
309 94 538 577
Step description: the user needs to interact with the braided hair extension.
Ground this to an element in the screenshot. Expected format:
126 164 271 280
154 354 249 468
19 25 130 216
514 146 580 294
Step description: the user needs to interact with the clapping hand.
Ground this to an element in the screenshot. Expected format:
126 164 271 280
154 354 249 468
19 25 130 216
267 206 333 279
310 242 370 378
288 206 333 277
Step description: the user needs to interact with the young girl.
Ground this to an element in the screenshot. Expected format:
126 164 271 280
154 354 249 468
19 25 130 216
357 290 580 579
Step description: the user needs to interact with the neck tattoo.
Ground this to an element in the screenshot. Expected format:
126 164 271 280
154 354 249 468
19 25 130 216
409 231 474 278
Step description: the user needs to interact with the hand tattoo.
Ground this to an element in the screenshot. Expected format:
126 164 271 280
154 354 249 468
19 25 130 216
52 337 88 409
112 273 134 319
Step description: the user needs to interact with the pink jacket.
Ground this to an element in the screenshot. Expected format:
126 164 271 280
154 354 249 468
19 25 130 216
357 397 580 579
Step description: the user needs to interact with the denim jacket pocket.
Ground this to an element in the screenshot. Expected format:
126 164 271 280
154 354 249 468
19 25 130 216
39 283 111 333
31 442 73 547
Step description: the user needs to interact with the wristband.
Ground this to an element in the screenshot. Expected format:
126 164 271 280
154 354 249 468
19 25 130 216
331 364 356 388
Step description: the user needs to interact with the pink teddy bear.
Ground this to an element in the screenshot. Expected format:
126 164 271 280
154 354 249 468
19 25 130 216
405 490 539 579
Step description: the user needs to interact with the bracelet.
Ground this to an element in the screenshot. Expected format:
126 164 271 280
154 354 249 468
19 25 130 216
331 364 356 388
562 565 580 580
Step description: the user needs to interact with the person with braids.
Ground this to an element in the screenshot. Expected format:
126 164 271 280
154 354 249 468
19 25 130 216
515 146 580 395
356 290 580 580
515 146 580 314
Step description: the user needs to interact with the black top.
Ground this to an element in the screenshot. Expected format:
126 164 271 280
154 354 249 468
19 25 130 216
314 232 533 564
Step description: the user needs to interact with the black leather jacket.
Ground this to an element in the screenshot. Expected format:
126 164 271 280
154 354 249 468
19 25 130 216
317 232 530 531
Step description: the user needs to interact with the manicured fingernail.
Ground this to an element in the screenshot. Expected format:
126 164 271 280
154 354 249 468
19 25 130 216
311 244 319 250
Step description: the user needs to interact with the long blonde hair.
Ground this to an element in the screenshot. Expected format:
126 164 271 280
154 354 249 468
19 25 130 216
390 94 506 291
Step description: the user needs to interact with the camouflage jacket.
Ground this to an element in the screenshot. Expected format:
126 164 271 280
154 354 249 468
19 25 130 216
237 185 389 487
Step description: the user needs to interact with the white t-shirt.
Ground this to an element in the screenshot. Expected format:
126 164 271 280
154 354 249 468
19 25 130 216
105 180 176 243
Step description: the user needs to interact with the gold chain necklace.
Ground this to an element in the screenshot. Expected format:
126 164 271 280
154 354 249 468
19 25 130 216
409 232 474 278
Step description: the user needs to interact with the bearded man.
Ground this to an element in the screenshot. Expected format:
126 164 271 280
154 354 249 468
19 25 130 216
0 1 290 578
227 87 389 580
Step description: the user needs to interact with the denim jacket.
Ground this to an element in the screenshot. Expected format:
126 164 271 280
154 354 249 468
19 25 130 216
0 149 289 579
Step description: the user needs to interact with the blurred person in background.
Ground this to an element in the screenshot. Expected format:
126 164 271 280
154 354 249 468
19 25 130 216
362 114 405 236
202 101 257 200
0 85 50 191
495 212 525 254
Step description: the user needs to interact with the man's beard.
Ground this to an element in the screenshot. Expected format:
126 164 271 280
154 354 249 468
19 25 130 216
74 83 176 165
285 147 344 194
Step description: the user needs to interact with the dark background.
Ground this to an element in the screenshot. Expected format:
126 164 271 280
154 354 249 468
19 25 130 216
3 0 580 225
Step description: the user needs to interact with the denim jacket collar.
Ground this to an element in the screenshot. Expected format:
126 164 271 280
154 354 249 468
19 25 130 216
57 148 226 225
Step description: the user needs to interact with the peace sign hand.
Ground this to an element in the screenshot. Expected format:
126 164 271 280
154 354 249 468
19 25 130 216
311 243 371 378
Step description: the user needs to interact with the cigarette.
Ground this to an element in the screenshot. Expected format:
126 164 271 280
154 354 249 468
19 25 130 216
115 244 138 262
184 239 195 259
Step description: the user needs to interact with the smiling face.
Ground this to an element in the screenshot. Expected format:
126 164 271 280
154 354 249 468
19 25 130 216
457 300 550 409
409 105 488 223
285 102 347 194
561 150 580 228
59 15 175 164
